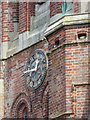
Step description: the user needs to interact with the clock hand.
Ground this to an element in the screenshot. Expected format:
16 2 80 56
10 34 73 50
34 59 39 71
24 59 39 74
24 68 35 74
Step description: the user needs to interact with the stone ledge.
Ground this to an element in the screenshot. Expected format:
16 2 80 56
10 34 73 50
2 13 90 59
49 111 73 119
45 13 90 37
73 83 90 86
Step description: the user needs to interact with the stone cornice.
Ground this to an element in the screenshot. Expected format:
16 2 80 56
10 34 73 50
1 13 90 59
44 13 90 37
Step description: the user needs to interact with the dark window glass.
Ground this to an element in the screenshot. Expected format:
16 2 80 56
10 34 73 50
23 108 28 120
78 33 87 40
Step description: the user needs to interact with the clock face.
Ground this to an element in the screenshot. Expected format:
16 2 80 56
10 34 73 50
24 49 48 90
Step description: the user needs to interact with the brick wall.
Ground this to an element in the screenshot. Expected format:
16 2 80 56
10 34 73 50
74 85 90 118
2 2 9 42
0 2 4 119
50 1 80 18
8 2 19 24
2 1 90 119
2 1 80 41
0 1 2 56
47 29 66 117
4 40 49 118
4 23 90 119
65 25 90 118
50 2 62 17
19 2 28 33
0 61 5 119
2 2 19 42
48 48 66 117
73 1 80 13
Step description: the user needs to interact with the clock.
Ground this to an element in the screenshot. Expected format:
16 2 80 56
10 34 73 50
24 49 48 90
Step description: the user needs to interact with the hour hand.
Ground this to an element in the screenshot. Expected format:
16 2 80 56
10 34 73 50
24 59 39 74
24 69 35 74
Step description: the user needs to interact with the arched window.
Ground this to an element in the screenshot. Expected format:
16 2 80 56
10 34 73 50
11 93 31 118
17 103 28 119
23 108 28 120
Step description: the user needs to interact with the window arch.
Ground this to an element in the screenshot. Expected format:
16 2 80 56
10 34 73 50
11 93 31 118
23 107 28 120
17 103 28 119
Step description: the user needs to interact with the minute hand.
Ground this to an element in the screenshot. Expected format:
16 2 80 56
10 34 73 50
34 59 39 71
24 59 39 74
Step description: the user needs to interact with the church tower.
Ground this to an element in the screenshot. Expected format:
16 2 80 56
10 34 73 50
0 0 90 119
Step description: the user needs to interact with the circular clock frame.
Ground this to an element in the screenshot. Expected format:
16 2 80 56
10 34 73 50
24 49 48 90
